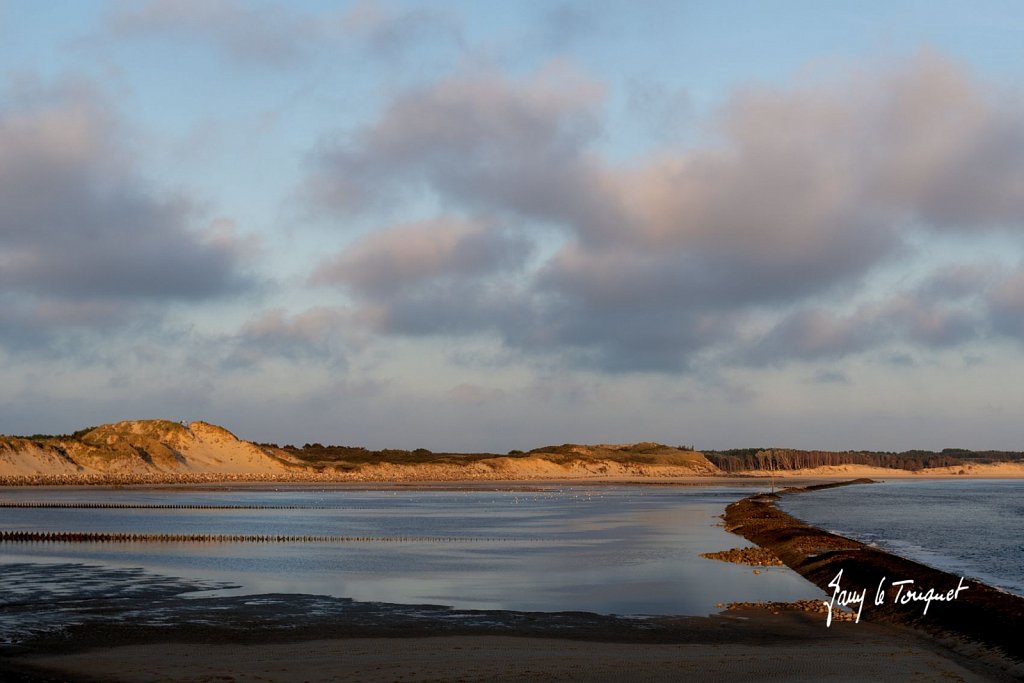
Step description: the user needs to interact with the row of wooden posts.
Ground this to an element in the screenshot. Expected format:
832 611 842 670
0 502 328 510
0 530 506 543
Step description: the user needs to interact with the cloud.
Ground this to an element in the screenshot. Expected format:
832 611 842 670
0 297 134 355
447 383 506 404
915 262 998 301
107 0 315 64
738 262 1024 365
306 60 607 223
230 307 350 366
987 270 1024 339
884 352 916 367
535 3 601 52
809 370 850 385
743 291 984 366
625 77 693 144
743 309 880 365
0 75 251 350
341 0 463 62
304 52 1024 371
313 216 531 297
107 0 464 67
863 57 1024 230
310 215 534 340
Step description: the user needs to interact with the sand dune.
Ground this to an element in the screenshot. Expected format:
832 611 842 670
0 421 719 483
3 420 1023 484
0 420 289 481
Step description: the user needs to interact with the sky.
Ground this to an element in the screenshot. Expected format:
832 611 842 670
3 1 1024 452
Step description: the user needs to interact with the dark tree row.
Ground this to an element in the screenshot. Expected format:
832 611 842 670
705 447 1024 472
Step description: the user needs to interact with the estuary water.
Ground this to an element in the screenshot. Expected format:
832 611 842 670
779 478 1024 597
0 485 820 619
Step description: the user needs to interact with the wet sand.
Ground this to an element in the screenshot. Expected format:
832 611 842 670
2 567 1020 681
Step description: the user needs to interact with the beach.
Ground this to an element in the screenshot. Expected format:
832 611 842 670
1 478 1022 681
8 622 1013 682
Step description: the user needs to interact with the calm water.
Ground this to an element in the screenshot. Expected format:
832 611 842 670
0 485 820 617
779 479 1024 596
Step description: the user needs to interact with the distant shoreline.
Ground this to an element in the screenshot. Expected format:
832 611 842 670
3 467 1024 487
5 419 1024 486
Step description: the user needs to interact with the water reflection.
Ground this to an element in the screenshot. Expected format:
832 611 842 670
0 485 822 615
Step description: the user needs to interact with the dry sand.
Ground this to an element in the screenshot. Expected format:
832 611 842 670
740 462 1024 478
20 630 1009 683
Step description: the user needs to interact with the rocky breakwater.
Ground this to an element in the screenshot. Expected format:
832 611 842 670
723 480 1024 665
701 546 784 566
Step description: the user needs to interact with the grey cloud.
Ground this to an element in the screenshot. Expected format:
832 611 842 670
0 76 251 350
864 55 1024 229
529 305 735 373
581 51 1024 256
341 0 463 62
963 354 985 367
108 0 464 68
0 77 248 301
230 308 350 366
911 265 1024 345
309 215 534 345
625 78 693 144
0 196 244 301
364 281 532 339
307 62 609 229
312 216 531 298
987 271 1024 339
809 370 850 385
743 309 880 365
305 53 1024 372
536 3 601 52
0 296 132 354
745 262 1024 367
108 0 315 64
743 295 983 366
915 262 999 301
447 383 506 405
884 352 916 367
904 305 980 347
